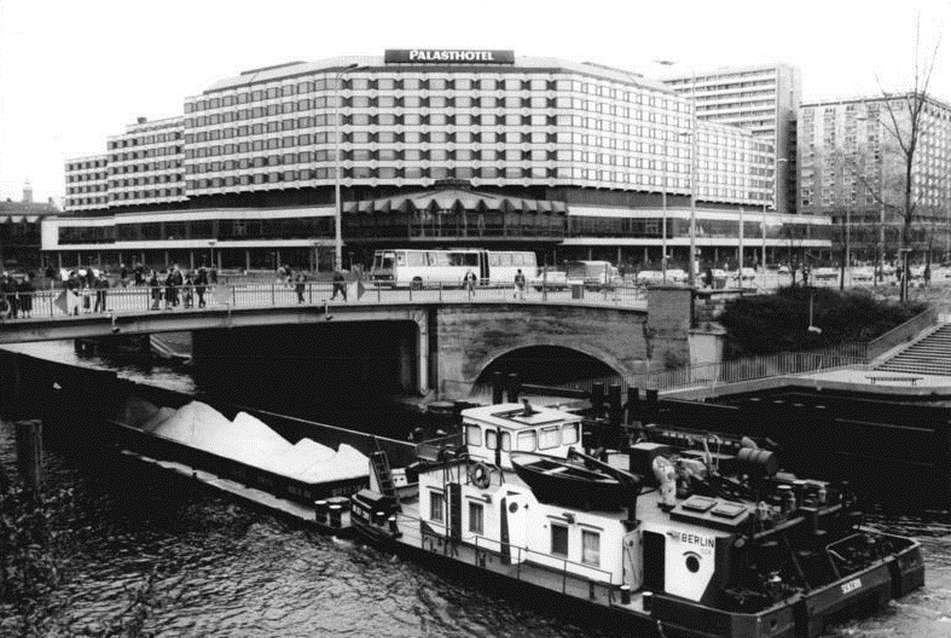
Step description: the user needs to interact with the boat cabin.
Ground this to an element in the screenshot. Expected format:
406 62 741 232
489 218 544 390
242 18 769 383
461 401 582 469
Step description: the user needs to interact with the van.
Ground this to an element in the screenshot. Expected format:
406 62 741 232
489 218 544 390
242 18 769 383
565 260 620 290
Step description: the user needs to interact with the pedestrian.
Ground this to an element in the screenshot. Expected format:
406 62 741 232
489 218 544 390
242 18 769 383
81 272 92 314
331 269 347 301
183 272 195 308
464 269 477 299
0 272 15 318
149 271 162 310
17 274 34 318
513 268 526 300
164 270 176 309
195 267 208 308
94 273 110 313
295 272 307 303
65 271 81 315
134 261 144 286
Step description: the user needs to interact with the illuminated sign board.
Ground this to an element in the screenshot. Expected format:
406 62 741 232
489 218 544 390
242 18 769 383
384 49 515 65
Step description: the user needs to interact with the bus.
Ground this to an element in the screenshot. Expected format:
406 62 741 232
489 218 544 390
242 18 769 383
370 249 537 289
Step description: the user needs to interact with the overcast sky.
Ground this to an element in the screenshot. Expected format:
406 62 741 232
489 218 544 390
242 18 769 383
0 0 948 204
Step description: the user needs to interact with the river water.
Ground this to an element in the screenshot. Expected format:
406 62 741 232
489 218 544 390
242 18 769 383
2 342 950 637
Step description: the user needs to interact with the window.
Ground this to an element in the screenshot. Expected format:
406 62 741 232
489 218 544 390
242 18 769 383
551 524 569 557
485 429 511 452
562 423 579 446
430 490 445 523
465 425 482 447
582 530 600 566
516 430 537 452
468 502 484 535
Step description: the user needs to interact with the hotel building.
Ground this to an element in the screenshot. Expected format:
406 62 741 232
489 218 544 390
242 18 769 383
660 64 802 217
50 51 830 273
799 94 951 262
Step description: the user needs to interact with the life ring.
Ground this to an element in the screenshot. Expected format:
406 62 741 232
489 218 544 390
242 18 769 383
468 462 491 489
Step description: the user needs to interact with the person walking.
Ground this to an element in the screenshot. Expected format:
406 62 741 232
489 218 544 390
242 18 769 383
513 268 526 301
331 269 347 301
94 273 109 313
195 267 208 308
464 269 477 299
183 272 195 308
17 274 34 318
1 273 16 318
295 272 307 304
149 271 162 310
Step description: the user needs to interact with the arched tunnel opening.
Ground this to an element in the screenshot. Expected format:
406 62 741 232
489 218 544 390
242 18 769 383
474 345 619 398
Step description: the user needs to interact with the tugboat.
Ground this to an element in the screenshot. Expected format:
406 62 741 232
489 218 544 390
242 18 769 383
351 400 925 638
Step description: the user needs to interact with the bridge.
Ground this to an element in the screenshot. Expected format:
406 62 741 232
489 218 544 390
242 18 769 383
0 282 693 400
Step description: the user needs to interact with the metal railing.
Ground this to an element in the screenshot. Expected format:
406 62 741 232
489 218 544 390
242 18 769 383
0 280 648 322
865 304 947 360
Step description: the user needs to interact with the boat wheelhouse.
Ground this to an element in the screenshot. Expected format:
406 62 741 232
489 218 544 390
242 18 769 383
351 401 925 638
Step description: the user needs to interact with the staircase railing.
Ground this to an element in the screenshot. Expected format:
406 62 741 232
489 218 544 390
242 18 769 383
866 305 944 361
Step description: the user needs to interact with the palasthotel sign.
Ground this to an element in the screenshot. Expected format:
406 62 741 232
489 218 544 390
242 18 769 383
384 49 515 64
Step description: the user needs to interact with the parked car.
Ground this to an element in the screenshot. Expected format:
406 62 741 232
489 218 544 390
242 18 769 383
532 269 568 291
635 270 665 285
565 260 621 290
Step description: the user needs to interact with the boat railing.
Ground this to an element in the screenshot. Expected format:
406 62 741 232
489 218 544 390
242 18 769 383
471 534 618 594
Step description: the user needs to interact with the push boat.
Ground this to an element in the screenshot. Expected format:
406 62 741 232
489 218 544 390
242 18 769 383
351 401 925 638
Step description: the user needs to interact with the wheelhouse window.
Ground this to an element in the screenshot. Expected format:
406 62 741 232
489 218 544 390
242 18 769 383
465 425 482 447
582 530 600 566
551 524 569 557
538 425 561 450
485 430 511 452
468 502 484 535
516 430 537 452
562 423 580 446
430 490 445 523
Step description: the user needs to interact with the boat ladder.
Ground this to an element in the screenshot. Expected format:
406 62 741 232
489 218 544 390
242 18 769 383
370 444 401 512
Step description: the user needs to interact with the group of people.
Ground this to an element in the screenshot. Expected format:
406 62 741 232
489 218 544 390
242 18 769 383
0 272 36 318
61 269 113 314
461 268 527 300
147 265 210 311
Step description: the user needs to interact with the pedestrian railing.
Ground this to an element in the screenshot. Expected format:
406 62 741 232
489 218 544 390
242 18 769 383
0 280 648 322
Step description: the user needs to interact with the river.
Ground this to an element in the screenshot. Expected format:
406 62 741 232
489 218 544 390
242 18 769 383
1 341 950 637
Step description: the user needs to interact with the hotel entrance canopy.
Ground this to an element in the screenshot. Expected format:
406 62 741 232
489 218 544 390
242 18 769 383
343 186 567 242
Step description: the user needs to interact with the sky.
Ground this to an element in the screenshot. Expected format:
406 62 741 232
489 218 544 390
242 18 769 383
0 0 949 205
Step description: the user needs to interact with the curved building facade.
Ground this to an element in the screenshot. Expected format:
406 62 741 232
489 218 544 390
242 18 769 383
53 51 831 273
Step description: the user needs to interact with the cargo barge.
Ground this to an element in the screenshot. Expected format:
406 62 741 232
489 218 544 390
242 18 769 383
0 349 416 532
352 401 925 638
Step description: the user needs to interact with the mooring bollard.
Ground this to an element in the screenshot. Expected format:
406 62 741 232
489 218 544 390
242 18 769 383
15 419 43 493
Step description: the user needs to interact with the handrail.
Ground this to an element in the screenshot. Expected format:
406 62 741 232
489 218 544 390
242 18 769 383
471 533 617 586
865 305 941 360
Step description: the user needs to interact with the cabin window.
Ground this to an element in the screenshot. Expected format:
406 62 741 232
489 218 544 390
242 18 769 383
485 430 511 452
468 502 484 535
538 426 561 450
465 425 482 447
516 430 537 452
562 423 579 446
551 524 569 557
582 530 601 566
430 490 445 523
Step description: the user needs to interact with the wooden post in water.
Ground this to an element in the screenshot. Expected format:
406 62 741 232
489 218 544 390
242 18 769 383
15 419 43 493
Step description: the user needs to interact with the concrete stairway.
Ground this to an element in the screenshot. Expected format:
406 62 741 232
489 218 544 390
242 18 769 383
875 322 951 376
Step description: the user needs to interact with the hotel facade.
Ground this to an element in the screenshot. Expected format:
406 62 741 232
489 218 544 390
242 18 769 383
52 51 830 273
799 94 951 262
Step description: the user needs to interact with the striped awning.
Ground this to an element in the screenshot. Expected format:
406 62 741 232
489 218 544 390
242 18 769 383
344 187 566 215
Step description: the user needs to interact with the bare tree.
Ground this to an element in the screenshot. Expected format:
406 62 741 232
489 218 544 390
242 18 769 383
873 20 942 301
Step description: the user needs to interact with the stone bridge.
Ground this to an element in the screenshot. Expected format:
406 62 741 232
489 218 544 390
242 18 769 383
0 287 692 401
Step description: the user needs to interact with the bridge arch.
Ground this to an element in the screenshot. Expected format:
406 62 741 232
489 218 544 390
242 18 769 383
474 341 627 390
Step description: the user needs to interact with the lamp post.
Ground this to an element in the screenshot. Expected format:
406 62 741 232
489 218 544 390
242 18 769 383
333 63 360 272
662 135 668 283
655 60 697 286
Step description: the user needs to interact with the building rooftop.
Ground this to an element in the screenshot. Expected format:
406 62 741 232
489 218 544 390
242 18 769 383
200 54 675 95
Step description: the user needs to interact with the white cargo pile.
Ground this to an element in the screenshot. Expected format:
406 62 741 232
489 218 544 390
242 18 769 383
119 398 368 483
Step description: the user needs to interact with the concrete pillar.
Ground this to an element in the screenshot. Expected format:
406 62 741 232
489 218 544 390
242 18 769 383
587 247 593 260
415 310 430 395
245 249 250 272
189 250 195 270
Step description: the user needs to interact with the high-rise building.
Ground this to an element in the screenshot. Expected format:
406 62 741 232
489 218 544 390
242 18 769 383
50 51 829 272
799 94 951 262
660 63 802 217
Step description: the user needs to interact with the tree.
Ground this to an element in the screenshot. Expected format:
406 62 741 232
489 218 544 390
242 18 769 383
873 20 942 302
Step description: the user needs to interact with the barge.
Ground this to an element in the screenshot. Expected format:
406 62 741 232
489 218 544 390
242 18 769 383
352 401 925 638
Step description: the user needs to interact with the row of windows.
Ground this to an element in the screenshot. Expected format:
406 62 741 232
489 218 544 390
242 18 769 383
66 159 107 171
110 147 183 162
187 78 565 112
110 174 183 188
426 491 600 566
108 131 184 149
109 189 185 201
58 217 335 244
464 423 579 452
67 172 108 183
110 161 184 174
185 166 561 188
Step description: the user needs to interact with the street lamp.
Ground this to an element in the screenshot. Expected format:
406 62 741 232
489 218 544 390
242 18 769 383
655 60 698 286
333 63 361 272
